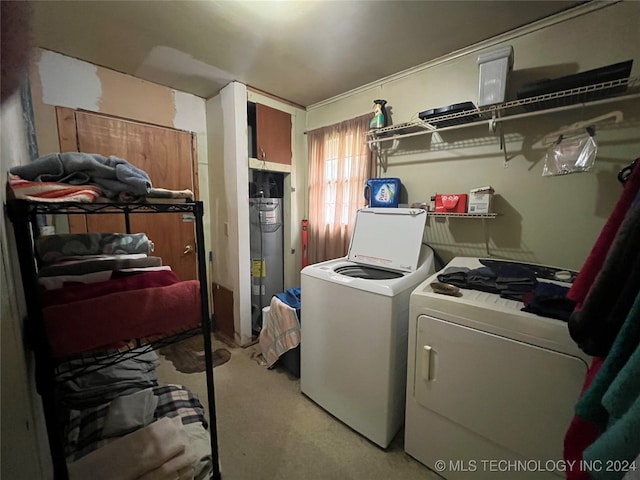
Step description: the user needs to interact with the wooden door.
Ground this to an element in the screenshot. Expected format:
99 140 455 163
256 103 292 165
56 107 199 281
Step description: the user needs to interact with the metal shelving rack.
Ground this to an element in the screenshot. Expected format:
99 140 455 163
367 76 640 170
5 198 221 480
427 212 497 219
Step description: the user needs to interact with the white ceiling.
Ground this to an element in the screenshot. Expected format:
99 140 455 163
28 0 585 107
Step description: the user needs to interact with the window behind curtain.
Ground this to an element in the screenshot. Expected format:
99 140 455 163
307 113 373 264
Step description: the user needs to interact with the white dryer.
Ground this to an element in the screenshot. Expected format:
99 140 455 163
301 208 435 448
405 257 590 479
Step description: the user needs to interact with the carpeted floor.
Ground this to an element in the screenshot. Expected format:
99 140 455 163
155 334 442 480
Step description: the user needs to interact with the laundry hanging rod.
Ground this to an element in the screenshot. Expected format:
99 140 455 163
539 110 624 147
483 96 635 133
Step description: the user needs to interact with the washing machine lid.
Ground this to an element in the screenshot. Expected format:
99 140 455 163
347 208 427 272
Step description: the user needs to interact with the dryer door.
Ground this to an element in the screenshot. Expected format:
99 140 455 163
413 314 587 462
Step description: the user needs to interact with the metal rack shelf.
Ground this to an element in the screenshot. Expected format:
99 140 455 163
6 199 202 238
427 212 497 219
54 326 203 381
367 76 640 146
425 211 498 256
32 201 197 214
5 197 221 480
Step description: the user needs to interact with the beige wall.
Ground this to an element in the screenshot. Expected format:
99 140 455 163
307 2 640 270
206 94 228 288
1 92 49 478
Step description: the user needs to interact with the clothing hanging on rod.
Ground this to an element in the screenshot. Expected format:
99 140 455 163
541 110 623 148
563 160 640 479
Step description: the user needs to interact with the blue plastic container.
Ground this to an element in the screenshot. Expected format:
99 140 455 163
364 178 401 208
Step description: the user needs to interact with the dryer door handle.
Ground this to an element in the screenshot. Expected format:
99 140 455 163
422 345 433 381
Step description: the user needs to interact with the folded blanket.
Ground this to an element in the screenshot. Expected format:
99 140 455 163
137 445 198 480
67 416 191 480
65 384 207 460
41 270 180 307
466 266 499 293
147 187 194 200
141 465 194 480
58 350 160 409
7 174 102 202
36 232 152 264
37 255 163 277
38 270 114 290
437 265 538 299
259 296 301 368
113 266 172 276
37 267 173 290
102 388 159 438
182 423 213 480
437 266 470 287
495 265 538 300
50 253 148 262
43 280 201 357
10 152 152 199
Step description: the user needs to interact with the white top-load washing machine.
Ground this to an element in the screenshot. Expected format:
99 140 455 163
405 257 591 479
301 208 435 448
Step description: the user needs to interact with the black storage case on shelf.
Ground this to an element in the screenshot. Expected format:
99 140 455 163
418 102 481 127
516 59 633 111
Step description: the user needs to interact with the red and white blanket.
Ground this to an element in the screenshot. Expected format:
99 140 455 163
8 174 101 203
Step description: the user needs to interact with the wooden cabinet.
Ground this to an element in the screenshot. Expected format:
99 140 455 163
248 102 292 165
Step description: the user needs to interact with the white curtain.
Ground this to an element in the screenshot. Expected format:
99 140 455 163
306 113 373 263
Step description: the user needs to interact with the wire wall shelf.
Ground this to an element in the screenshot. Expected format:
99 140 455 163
367 76 640 145
7 199 201 216
427 212 497 219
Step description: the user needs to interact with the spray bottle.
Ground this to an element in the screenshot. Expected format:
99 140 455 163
369 99 388 129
